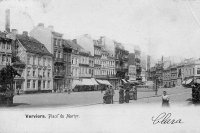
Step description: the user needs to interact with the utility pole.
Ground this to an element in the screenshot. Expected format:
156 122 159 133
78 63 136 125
155 78 158 95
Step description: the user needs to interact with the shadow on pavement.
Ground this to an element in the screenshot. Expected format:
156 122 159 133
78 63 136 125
186 98 200 106
9 103 30 107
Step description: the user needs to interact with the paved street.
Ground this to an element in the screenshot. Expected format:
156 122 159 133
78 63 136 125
5 86 194 108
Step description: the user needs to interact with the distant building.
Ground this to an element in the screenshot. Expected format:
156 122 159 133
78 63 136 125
170 66 177 87
79 49 90 78
93 40 102 78
114 41 129 85
163 67 171 88
176 64 184 86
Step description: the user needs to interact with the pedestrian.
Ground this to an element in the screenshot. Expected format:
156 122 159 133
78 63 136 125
162 91 170 107
17 87 20 95
119 85 124 104
110 86 115 104
103 86 111 104
125 89 130 103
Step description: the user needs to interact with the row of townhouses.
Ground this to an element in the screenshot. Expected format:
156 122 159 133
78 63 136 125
1 26 142 93
148 58 200 88
0 9 143 93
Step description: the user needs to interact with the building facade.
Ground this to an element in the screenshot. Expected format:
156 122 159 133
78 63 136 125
30 23 72 92
0 31 12 70
170 66 177 87
163 68 171 88
79 49 90 78
114 41 129 83
14 33 53 93
93 40 102 78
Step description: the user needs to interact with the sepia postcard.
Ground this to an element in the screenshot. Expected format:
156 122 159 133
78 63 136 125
0 0 200 132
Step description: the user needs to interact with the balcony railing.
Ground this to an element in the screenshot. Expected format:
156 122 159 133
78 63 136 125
54 71 65 77
54 58 64 63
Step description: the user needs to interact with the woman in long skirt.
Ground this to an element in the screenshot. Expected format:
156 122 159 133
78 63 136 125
125 90 130 103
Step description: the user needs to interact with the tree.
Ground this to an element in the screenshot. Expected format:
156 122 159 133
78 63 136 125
0 64 20 93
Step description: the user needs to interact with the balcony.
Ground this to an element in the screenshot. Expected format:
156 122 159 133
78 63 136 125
53 71 65 78
79 63 89 67
54 58 64 64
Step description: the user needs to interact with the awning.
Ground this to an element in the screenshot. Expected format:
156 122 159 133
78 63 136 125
122 79 127 84
72 80 83 89
182 80 186 85
96 79 112 86
185 78 193 85
91 78 99 85
82 79 95 85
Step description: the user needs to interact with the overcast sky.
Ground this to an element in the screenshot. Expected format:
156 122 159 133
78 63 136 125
1 0 200 61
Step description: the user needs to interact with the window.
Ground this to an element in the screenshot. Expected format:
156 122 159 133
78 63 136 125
33 56 36 65
197 68 200 74
89 69 91 74
38 57 41 65
7 43 10 49
27 69 31 77
33 80 36 88
58 39 60 46
48 70 50 77
54 38 57 46
54 51 57 58
43 81 45 89
27 80 30 88
43 71 45 77
64 54 66 61
33 69 35 77
2 43 5 49
72 58 74 64
38 69 41 77
47 81 50 88
6 56 9 63
43 58 46 66
27 56 31 65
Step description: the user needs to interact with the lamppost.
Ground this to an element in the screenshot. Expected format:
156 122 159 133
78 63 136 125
155 75 158 95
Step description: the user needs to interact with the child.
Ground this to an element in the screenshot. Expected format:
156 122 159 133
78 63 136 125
162 91 170 107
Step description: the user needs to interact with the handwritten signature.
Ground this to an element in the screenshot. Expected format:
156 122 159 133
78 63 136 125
152 112 183 124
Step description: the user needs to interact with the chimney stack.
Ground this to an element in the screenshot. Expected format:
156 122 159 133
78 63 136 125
5 9 10 33
11 29 18 34
38 23 44 28
22 31 28 36
48 25 54 31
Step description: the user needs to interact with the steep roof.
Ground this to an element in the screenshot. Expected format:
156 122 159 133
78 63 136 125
16 34 52 56
70 39 83 50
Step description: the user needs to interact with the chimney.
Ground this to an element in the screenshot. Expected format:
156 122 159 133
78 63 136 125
48 25 54 31
38 23 44 28
5 9 10 33
11 29 18 34
22 31 28 36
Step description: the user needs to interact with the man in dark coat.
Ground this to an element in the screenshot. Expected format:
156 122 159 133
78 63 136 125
119 85 124 104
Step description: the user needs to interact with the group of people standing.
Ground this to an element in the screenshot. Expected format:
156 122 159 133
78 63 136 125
103 85 132 104
119 85 130 104
103 86 115 104
103 84 170 107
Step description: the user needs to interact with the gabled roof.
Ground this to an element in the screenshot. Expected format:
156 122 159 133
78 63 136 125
70 39 83 50
16 34 52 56
0 31 12 41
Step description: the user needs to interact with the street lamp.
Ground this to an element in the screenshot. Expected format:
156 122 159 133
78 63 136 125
155 76 158 95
